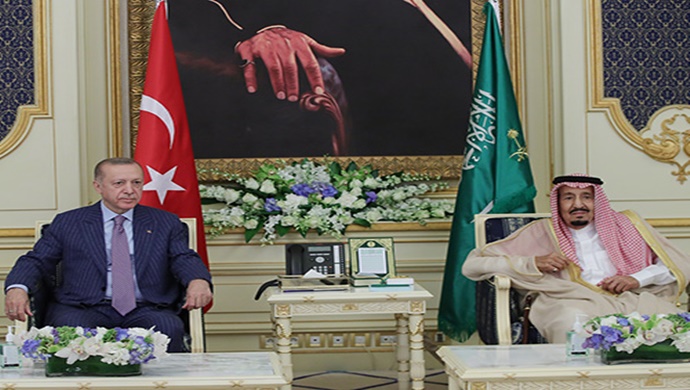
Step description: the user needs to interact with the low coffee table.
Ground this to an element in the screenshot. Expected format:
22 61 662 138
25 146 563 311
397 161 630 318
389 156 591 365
438 344 690 390
0 352 287 389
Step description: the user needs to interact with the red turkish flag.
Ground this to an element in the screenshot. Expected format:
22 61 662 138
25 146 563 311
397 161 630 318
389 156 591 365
134 2 212 310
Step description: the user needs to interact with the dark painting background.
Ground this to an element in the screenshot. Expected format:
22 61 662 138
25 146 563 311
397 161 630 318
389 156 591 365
167 0 472 159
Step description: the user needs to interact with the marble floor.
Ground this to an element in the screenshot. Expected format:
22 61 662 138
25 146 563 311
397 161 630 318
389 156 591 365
292 369 448 389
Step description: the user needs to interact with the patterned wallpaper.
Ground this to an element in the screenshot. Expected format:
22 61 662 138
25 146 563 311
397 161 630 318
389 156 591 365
602 0 690 131
0 0 34 142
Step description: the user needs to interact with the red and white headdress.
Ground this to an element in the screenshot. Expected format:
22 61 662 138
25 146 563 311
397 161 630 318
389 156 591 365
549 174 653 275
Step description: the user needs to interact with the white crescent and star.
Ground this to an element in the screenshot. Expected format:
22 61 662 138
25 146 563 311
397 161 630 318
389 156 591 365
139 94 186 204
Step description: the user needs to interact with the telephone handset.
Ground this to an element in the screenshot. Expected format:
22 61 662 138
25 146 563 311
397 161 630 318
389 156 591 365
285 243 345 276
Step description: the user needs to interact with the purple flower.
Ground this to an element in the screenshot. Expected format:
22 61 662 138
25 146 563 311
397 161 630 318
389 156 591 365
313 182 338 198
128 337 155 364
115 328 129 341
365 191 377 204
21 339 41 358
680 312 690 322
583 333 604 349
601 326 623 346
291 183 315 197
617 317 630 326
642 314 650 320
264 198 282 212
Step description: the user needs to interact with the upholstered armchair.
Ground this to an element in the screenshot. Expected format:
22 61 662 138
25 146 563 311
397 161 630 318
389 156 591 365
473 213 550 345
15 218 205 353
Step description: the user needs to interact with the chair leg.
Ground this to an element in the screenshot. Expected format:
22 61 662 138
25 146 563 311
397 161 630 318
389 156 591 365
522 295 533 344
188 308 205 353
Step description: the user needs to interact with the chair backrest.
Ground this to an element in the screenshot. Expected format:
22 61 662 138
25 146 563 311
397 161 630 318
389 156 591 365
473 213 550 346
17 218 205 353
474 213 551 248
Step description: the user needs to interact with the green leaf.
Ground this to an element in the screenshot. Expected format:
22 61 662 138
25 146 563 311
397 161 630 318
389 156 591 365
244 227 261 242
276 225 291 236
328 161 342 176
346 161 358 172
353 218 371 227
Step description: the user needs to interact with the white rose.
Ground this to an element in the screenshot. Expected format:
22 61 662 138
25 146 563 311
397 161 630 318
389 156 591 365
430 208 446 218
259 180 277 194
242 193 259 204
229 214 244 226
306 215 322 228
392 191 405 202
223 189 240 204
350 179 363 188
414 210 430 219
281 215 298 226
363 177 379 188
244 219 259 229
336 192 358 208
245 178 260 190
352 199 367 209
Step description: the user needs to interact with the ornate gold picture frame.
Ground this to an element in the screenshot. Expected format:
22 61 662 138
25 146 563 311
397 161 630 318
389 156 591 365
127 0 492 180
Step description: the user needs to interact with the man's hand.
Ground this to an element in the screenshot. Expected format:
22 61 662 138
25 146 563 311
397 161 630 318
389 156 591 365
5 288 32 322
182 279 213 310
235 26 345 102
598 275 640 294
535 253 570 274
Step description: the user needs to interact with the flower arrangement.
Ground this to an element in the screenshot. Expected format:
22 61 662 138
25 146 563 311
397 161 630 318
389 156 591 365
582 312 690 354
200 159 454 243
19 326 170 365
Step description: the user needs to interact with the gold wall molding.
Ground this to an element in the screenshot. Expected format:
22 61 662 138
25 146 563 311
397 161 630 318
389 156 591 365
0 0 51 159
589 0 690 184
108 0 123 157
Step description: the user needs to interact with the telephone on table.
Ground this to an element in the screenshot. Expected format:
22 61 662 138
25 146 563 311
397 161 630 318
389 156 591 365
254 243 347 299
285 243 345 276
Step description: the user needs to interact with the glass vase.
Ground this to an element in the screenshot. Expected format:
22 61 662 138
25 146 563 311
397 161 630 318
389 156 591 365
45 356 142 377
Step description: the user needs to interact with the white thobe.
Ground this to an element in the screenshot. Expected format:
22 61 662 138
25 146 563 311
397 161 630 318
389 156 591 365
570 223 676 287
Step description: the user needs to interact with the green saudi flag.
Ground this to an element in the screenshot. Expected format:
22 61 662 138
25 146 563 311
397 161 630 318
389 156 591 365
438 1 537 342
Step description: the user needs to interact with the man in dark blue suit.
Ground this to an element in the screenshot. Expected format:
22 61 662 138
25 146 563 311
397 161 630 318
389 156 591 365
4 158 213 352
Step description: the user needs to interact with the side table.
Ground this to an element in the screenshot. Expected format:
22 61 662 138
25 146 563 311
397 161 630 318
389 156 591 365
266 284 433 390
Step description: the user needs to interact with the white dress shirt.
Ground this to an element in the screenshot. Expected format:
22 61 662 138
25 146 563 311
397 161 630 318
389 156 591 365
570 223 676 287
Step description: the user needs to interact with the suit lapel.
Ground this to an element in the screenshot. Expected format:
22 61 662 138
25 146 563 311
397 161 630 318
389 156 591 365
83 203 107 273
133 205 153 276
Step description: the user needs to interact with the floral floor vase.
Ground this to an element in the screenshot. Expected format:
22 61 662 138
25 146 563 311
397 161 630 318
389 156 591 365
601 340 690 365
45 356 142 377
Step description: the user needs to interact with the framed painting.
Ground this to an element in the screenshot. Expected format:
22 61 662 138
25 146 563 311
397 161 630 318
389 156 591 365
128 0 492 180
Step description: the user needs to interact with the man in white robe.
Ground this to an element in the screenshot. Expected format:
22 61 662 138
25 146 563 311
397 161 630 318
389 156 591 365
462 174 690 342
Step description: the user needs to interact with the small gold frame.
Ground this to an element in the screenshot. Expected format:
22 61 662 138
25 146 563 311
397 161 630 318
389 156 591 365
348 237 396 278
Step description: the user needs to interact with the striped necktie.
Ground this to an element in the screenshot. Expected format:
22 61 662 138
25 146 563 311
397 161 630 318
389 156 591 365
111 215 136 316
